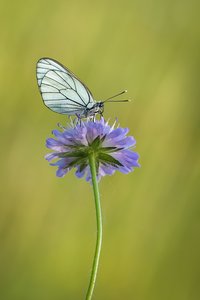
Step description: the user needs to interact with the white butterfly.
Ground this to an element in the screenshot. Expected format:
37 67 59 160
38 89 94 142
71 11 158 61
36 58 128 118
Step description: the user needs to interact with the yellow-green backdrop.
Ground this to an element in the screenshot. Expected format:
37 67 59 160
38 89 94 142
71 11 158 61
1 0 199 299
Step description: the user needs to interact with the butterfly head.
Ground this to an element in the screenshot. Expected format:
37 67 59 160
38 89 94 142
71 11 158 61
96 101 104 115
85 101 104 117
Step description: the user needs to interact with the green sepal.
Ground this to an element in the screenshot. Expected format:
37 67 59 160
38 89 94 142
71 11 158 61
100 147 123 153
89 135 106 150
90 136 101 149
58 150 88 158
79 163 88 172
98 153 123 167
67 157 88 168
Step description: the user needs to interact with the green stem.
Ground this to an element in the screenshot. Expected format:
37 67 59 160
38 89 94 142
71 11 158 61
85 152 102 300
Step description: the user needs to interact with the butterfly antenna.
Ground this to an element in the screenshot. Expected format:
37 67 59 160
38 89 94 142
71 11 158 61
103 90 130 103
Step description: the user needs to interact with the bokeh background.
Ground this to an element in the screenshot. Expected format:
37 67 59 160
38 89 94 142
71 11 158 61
1 0 200 299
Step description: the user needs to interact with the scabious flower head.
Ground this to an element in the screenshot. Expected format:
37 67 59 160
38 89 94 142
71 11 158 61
45 118 140 181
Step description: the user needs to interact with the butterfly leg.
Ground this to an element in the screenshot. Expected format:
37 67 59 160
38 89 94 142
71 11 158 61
57 123 66 131
75 114 83 126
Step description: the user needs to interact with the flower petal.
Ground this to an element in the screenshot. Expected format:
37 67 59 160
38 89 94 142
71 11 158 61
45 152 59 161
56 167 69 177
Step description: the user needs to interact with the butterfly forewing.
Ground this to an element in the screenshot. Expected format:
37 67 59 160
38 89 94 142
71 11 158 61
36 58 95 115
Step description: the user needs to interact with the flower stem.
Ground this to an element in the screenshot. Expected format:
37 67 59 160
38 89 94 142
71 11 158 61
86 152 102 300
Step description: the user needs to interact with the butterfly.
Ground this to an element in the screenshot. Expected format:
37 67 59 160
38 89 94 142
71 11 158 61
36 57 128 118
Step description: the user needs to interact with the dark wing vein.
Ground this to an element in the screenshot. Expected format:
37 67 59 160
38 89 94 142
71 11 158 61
54 71 88 106
43 98 85 108
54 71 74 90
42 76 69 89
71 76 88 106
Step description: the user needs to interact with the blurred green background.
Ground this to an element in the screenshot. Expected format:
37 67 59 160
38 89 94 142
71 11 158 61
1 0 200 299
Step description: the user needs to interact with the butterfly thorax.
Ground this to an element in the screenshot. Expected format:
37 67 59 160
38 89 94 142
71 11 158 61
84 101 104 117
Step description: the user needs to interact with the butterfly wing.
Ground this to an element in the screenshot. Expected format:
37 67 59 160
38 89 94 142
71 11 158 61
36 58 95 115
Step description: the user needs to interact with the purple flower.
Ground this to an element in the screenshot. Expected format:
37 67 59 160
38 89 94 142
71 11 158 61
45 118 140 181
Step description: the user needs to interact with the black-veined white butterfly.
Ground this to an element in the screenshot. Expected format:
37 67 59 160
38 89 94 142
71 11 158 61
36 58 128 118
